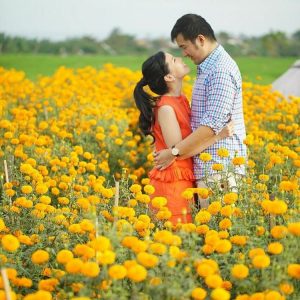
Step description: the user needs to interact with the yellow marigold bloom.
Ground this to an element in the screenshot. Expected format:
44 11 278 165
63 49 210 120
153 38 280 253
248 248 265 259
31 250 50 264
249 292 265 300
265 291 282 300
89 236 111 252
181 189 194 200
219 218 232 230
35 183 49 195
287 264 300 279
97 250 116 265
271 225 288 239
230 235 247 246
149 276 162 286
24 290 52 300
215 239 232 254
267 242 283 255
65 258 84 274
211 288 230 300
280 282 294 295
196 188 209 199
212 163 224 171
205 274 223 288
288 222 300 236
129 184 142 193
56 250 74 264
1 234 20 252
144 184 155 195
149 243 167 255
252 254 270 269
256 226 265 236
0 218 6 231
231 264 249 279
223 192 238 204
191 287 207 300
196 263 215 278
137 252 159 268
38 278 59 292
108 264 127 280
21 185 33 194
151 197 167 209
220 205 234 217
81 261 100 277
258 174 269 182
199 152 212 162
127 264 147 282
208 201 222 215
195 211 211 224
217 148 229 158
232 156 246 165
262 199 287 215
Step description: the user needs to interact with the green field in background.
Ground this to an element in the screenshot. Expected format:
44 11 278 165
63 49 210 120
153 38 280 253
0 54 297 84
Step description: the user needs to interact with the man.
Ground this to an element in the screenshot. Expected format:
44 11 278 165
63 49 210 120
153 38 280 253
154 14 247 208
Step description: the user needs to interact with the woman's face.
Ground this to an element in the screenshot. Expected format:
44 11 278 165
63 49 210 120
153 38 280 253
164 52 190 79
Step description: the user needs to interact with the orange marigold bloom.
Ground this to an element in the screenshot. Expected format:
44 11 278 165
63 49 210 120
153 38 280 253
108 264 127 280
31 250 50 264
56 250 74 264
1 234 20 252
191 287 207 300
287 264 300 279
231 264 249 279
267 242 284 255
127 264 147 282
81 262 100 277
252 254 270 269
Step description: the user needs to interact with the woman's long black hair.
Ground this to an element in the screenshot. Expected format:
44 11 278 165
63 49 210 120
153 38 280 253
133 51 170 141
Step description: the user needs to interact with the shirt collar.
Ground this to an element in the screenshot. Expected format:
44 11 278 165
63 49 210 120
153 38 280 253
197 44 223 75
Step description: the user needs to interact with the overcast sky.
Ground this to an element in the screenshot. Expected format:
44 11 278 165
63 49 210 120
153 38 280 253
1 0 300 41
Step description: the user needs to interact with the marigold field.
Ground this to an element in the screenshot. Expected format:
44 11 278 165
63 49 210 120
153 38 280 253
0 65 299 300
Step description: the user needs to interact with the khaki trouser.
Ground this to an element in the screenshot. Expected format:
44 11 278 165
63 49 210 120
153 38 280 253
196 173 240 209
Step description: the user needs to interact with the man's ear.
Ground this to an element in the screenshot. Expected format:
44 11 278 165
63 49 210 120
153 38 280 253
195 34 205 46
164 74 175 82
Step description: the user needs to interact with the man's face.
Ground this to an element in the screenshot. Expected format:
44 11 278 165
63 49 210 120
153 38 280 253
175 33 205 65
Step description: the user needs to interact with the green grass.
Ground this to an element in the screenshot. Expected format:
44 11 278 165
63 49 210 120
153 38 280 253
0 54 297 84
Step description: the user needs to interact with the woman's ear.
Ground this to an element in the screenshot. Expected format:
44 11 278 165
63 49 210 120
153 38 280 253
164 74 175 82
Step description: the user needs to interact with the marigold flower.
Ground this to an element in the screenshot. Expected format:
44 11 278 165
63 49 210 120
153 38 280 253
217 148 229 158
231 264 249 279
81 261 100 277
205 274 223 288
267 242 283 255
199 152 212 162
1 234 20 252
211 288 230 300
191 287 207 300
65 258 84 274
31 250 50 264
56 250 74 264
288 222 300 236
252 254 270 269
108 264 127 280
127 264 147 282
287 264 300 279
195 211 211 224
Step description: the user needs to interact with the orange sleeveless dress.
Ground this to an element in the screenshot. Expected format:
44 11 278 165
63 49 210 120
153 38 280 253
149 95 195 224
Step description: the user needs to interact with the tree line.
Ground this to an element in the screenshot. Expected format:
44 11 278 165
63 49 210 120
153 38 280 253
1 28 300 57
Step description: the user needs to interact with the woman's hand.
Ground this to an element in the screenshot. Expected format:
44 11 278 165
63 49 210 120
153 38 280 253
218 120 234 140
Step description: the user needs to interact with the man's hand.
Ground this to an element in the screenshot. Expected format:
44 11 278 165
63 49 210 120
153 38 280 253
153 148 175 170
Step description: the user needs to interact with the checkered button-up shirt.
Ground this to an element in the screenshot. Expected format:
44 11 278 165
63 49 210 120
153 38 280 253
191 45 247 179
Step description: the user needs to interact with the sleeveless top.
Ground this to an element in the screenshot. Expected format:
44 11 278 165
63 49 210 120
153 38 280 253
149 95 195 182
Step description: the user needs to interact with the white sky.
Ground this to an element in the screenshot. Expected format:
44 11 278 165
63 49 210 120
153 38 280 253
0 0 300 41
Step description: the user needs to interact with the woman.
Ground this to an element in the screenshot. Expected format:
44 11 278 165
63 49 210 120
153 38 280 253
133 51 233 224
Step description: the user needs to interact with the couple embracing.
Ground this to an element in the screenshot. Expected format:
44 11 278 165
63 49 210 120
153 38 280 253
134 14 247 224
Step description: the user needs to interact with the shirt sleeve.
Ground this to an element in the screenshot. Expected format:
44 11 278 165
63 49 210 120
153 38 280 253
199 71 236 134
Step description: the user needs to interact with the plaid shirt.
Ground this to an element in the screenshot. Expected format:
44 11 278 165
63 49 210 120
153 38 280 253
191 45 247 179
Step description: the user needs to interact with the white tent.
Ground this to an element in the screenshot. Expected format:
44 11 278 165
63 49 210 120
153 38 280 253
272 60 300 98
